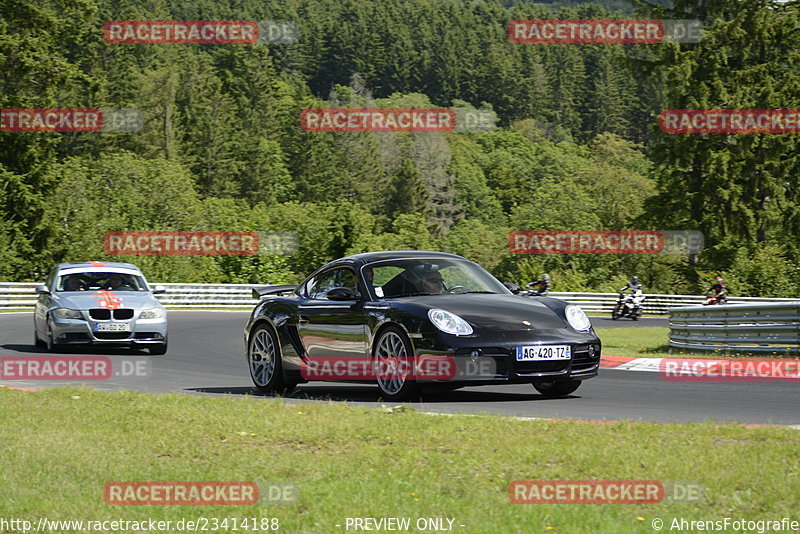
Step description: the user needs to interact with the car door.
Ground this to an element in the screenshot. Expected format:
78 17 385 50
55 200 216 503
296 267 369 365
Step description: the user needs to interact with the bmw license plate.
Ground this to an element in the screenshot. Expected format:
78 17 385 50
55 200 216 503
516 345 571 361
94 323 131 332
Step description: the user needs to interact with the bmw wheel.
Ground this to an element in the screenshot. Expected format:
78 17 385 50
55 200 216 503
533 379 582 398
248 324 295 395
149 339 168 355
374 327 419 401
34 327 45 348
45 319 64 353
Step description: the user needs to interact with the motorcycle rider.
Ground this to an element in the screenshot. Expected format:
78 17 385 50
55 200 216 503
526 274 551 296
618 275 642 297
704 276 727 304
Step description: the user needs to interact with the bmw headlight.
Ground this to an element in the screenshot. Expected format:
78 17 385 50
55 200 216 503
53 308 83 320
428 309 473 336
565 305 592 332
139 308 165 319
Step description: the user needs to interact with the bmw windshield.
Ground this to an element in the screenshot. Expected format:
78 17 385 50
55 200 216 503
56 272 148 292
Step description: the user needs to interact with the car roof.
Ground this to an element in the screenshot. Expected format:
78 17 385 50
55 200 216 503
339 250 468 267
55 262 143 275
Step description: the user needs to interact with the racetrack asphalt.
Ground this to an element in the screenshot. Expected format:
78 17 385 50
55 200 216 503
1 312 797 426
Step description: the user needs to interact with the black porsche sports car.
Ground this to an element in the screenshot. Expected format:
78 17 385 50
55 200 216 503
245 251 600 400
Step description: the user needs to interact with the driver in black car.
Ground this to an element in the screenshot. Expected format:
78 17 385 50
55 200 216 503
419 268 445 294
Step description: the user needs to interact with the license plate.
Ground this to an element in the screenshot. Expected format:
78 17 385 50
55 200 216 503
516 345 571 361
94 323 131 332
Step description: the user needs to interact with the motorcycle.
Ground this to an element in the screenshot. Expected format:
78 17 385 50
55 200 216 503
523 282 549 297
611 289 645 320
703 293 727 305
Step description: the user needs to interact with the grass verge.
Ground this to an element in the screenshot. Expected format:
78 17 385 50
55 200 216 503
1 387 798 533
595 327 794 360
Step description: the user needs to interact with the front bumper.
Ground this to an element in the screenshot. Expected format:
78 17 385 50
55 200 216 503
413 329 601 385
50 313 167 347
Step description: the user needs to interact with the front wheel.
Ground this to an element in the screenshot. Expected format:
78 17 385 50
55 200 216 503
374 327 419 401
149 340 168 355
533 379 582 398
248 324 295 395
45 319 64 353
34 328 46 348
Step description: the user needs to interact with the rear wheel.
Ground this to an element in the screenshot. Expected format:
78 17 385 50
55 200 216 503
374 327 419 401
533 379 582 398
611 303 622 320
248 324 295 395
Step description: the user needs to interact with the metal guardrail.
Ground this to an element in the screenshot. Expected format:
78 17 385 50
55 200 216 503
669 302 800 356
0 282 796 313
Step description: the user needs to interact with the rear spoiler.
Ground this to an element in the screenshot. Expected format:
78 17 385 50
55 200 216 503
252 285 298 299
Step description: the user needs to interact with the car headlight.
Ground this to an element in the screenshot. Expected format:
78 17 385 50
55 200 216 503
565 305 592 332
428 309 473 336
139 308 165 319
53 308 83 320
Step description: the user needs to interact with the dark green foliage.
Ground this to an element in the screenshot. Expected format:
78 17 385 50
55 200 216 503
0 0 797 296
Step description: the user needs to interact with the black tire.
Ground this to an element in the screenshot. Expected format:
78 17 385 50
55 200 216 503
247 323 295 395
149 340 168 355
45 319 65 353
34 327 46 348
533 379 582 398
611 304 622 320
373 326 419 401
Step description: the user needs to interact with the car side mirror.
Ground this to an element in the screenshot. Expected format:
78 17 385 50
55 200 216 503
152 285 166 294
503 282 522 294
326 287 359 301
35 285 50 295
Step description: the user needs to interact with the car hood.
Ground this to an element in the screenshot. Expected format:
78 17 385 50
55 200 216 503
406 293 568 330
55 291 160 310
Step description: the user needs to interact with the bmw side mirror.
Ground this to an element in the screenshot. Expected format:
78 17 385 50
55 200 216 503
503 282 522 294
152 285 166 294
35 285 50 295
326 287 359 301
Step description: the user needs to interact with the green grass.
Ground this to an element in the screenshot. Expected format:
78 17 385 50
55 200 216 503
1 387 798 533
597 327 675 358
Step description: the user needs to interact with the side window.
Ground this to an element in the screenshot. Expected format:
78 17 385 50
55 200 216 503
306 268 358 300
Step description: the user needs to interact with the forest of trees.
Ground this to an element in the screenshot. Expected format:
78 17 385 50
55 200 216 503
1 0 799 296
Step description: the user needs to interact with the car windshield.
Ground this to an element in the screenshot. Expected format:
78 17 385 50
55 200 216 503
56 272 147 292
363 258 509 299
